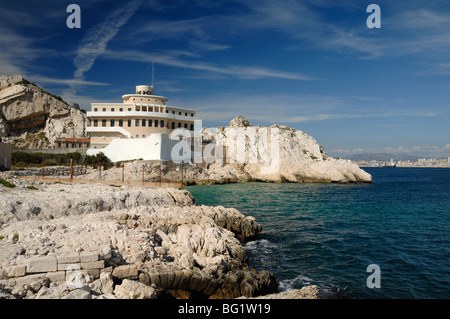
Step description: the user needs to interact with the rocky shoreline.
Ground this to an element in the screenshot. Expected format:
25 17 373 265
0 114 371 299
0 175 303 299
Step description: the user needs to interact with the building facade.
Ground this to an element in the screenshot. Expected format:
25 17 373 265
86 85 198 162
55 137 90 149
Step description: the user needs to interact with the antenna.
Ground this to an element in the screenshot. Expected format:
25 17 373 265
152 57 155 88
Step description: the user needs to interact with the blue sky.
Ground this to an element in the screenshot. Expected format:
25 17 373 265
1 0 449 158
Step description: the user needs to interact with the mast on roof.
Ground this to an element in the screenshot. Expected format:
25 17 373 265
152 57 155 89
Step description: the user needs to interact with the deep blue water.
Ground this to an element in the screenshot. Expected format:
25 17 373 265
186 168 450 299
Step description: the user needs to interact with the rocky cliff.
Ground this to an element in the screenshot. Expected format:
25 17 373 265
0 176 278 299
0 75 87 149
212 117 372 183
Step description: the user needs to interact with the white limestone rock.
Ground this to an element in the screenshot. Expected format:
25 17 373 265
0 179 266 298
114 279 158 299
239 285 321 299
211 118 372 183
0 75 87 147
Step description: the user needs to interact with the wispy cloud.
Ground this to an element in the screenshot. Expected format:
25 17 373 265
73 0 143 79
0 26 54 76
325 8 450 59
176 92 440 127
28 75 109 87
104 49 316 81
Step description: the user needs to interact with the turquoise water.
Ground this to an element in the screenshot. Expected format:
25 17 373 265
186 168 450 299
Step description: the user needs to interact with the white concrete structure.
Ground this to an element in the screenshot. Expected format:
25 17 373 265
86 133 179 162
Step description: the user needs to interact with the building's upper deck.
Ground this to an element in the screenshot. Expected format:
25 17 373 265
87 85 196 120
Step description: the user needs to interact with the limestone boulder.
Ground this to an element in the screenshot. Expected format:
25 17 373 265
114 279 158 299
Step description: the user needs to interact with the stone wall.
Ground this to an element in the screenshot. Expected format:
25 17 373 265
1 251 109 287
9 165 86 177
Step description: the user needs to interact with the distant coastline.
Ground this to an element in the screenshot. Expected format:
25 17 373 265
357 162 450 168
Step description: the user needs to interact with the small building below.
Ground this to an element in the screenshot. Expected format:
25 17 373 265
55 137 90 149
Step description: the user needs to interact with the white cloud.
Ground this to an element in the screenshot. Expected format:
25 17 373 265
172 92 441 128
0 26 52 76
73 0 143 79
104 49 315 81
28 75 109 87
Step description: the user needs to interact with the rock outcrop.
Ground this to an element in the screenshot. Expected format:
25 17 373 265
0 75 87 148
206 117 372 183
238 285 321 299
0 175 277 299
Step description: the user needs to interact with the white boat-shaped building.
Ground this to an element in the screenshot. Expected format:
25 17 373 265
86 84 198 162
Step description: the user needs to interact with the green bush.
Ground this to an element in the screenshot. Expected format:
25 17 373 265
43 158 58 166
83 152 111 169
0 178 16 188
12 151 84 166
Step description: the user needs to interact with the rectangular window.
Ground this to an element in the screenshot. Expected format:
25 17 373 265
94 108 98 112
178 123 182 128
119 108 123 112
111 108 115 112
135 119 139 127
172 111 175 114
128 120 131 127
190 124 194 131
128 108 132 111
102 119 106 127
191 113 194 117
102 108 106 112
149 119 152 127
160 120 164 128
93 119 98 127
110 119 115 127
179 112 181 115
185 113 188 116
119 120 123 127
171 122 175 129
142 119 146 127
184 123 188 128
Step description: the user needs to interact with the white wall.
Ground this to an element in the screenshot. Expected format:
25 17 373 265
86 133 179 162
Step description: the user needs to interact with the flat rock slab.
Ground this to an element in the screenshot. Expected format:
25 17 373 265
26 256 57 274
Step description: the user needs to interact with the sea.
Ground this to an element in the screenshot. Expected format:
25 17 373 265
185 167 450 299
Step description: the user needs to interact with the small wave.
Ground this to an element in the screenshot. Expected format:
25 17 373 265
245 238 280 254
279 275 342 298
244 238 285 273
278 275 315 291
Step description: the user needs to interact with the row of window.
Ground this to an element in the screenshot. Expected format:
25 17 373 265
93 107 131 112
92 119 194 130
92 107 194 117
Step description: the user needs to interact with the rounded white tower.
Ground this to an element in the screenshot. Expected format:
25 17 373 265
135 85 153 95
